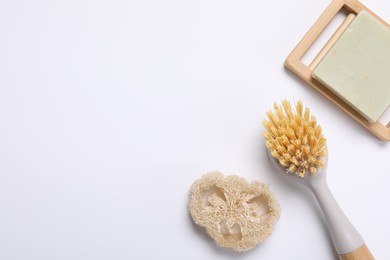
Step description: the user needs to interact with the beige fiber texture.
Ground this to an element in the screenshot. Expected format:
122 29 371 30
263 100 327 178
189 172 280 251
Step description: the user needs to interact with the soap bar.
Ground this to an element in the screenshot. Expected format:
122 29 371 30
312 11 390 122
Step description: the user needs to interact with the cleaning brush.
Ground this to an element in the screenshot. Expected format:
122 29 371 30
264 100 373 260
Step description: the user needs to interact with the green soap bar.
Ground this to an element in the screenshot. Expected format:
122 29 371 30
312 11 390 122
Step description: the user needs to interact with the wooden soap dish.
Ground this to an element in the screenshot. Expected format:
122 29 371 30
285 0 390 141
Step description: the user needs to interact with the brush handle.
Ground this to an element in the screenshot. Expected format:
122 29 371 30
309 178 373 259
339 244 373 260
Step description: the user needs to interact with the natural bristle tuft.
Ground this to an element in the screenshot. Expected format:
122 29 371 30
264 100 327 178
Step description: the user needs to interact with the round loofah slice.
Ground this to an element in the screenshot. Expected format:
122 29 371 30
189 172 280 252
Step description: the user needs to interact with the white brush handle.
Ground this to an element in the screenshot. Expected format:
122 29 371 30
309 178 373 259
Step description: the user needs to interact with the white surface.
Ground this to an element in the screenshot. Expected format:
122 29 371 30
0 0 389 259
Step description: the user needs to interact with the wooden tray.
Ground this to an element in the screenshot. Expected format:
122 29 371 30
285 0 390 141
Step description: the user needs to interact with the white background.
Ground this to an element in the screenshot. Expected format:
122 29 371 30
0 0 389 259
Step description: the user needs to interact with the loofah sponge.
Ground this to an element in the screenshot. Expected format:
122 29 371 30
189 172 280 252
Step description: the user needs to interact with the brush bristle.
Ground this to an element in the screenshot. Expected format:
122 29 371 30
263 100 327 178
